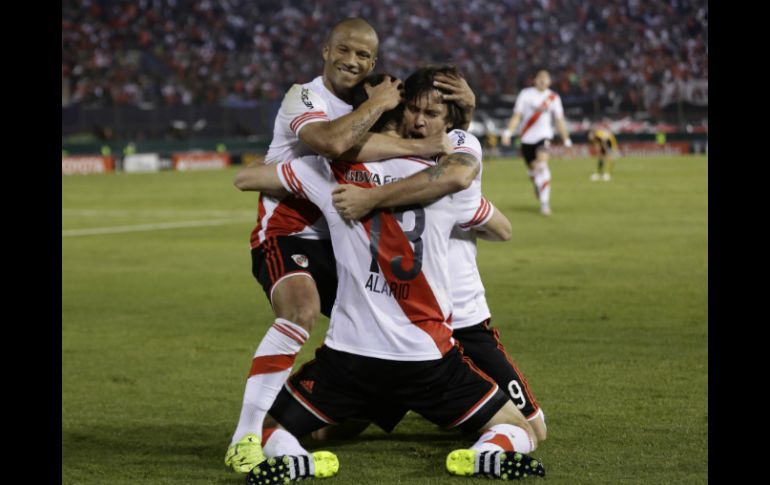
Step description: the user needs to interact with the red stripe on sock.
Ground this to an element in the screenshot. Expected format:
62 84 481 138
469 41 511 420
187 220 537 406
484 433 515 451
276 321 308 343
261 427 277 447
248 354 296 377
273 323 307 345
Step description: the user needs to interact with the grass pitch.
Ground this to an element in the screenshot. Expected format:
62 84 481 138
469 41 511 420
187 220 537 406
62 155 707 484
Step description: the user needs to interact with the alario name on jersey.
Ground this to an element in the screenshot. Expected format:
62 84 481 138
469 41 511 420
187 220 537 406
364 274 410 300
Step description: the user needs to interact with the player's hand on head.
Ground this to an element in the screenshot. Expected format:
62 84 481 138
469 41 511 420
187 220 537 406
364 75 404 111
433 74 475 111
332 184 376 220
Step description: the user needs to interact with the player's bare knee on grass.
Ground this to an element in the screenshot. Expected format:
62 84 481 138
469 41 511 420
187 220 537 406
529 415 547 443
271 276 321 331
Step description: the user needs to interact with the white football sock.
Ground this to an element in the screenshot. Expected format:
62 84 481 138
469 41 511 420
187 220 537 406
231 318 308 444
263 428 310 457
471 423 535 454
533 163 551 207
263 428 315 479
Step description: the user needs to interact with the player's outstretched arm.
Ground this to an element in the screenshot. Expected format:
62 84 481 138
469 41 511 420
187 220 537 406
338 131 452 162
299 77 403 159
331 152 479 220
233 162 289 197
473 203 512 242
501 113 522 146
556 116 572 146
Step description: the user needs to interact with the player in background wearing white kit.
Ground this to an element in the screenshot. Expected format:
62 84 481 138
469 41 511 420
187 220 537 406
233 71 545 483
331 67 547 443
500 69 572 216
226 18 455 476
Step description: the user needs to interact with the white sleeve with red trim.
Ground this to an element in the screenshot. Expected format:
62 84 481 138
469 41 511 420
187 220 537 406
445 130 493 229
447 129 482 162
454 182 495 231
275 155 335 210
280 84 331 136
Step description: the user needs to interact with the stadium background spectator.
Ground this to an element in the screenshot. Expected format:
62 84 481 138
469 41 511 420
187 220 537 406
62 0 707 137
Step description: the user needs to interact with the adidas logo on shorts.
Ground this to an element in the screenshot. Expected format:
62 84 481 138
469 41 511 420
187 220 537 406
300 380 315 393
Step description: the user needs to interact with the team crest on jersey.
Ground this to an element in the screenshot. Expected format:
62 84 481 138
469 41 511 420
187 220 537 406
292 254 309 268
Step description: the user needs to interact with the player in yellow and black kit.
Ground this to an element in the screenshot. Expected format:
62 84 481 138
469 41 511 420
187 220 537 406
587 128 618 181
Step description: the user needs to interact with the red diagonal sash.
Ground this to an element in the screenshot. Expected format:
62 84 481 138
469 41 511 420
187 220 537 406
520 93 557 137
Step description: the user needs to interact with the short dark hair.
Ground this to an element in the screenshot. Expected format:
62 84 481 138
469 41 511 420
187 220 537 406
403 65 465 131
326 18 378 49
350 73 403 133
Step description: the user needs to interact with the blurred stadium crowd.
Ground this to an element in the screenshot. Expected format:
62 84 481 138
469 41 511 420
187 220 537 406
62 0 707 120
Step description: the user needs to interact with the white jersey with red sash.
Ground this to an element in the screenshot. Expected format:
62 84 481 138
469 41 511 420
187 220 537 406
275 145 486 361
512 87 564 145
250 76 352 248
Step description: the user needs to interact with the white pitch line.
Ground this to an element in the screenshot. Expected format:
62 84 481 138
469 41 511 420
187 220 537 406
62 219 247 237
62 209 254 217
